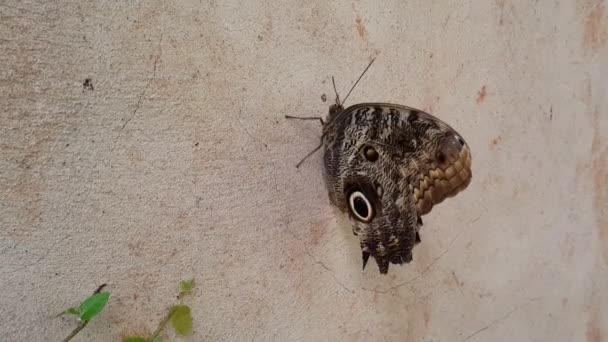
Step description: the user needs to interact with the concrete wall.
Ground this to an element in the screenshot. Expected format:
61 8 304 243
1 0 607 341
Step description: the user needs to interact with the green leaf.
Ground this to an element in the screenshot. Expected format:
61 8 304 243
123 338 147 342
78 292 110 321
151 337 161 342
179 279 195 296
170 305 192 336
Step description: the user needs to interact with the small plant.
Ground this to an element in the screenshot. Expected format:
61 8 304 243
58 284 110 342
123 279 195 342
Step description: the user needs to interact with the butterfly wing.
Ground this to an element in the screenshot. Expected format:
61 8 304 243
322 103 472 274
322 104 419 273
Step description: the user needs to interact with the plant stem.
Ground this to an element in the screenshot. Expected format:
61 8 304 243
94 284 107 294
62 320 89 342
150 307 175 341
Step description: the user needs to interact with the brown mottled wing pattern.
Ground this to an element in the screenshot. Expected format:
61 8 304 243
322 103 472 274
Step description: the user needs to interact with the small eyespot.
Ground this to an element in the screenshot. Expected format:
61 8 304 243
437 152 446 164
363 146 378 162
456 135 465 146
349 191 374 222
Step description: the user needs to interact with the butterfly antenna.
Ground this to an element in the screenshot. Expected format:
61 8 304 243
341 57 375 106
331 76 340 106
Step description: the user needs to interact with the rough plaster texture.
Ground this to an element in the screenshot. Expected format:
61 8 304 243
1 0 607 341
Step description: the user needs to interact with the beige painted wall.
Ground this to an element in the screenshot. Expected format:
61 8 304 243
1 0 607 341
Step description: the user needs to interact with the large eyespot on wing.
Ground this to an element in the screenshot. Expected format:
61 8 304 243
343 181 381 223
348 190 374 222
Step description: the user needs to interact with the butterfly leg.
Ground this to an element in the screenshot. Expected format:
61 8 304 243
294 140 322 168
284 115 324 125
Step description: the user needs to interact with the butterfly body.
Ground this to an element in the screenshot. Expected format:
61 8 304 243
321 102 472 274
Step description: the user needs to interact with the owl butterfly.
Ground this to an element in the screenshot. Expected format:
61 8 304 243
287 59 472 274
